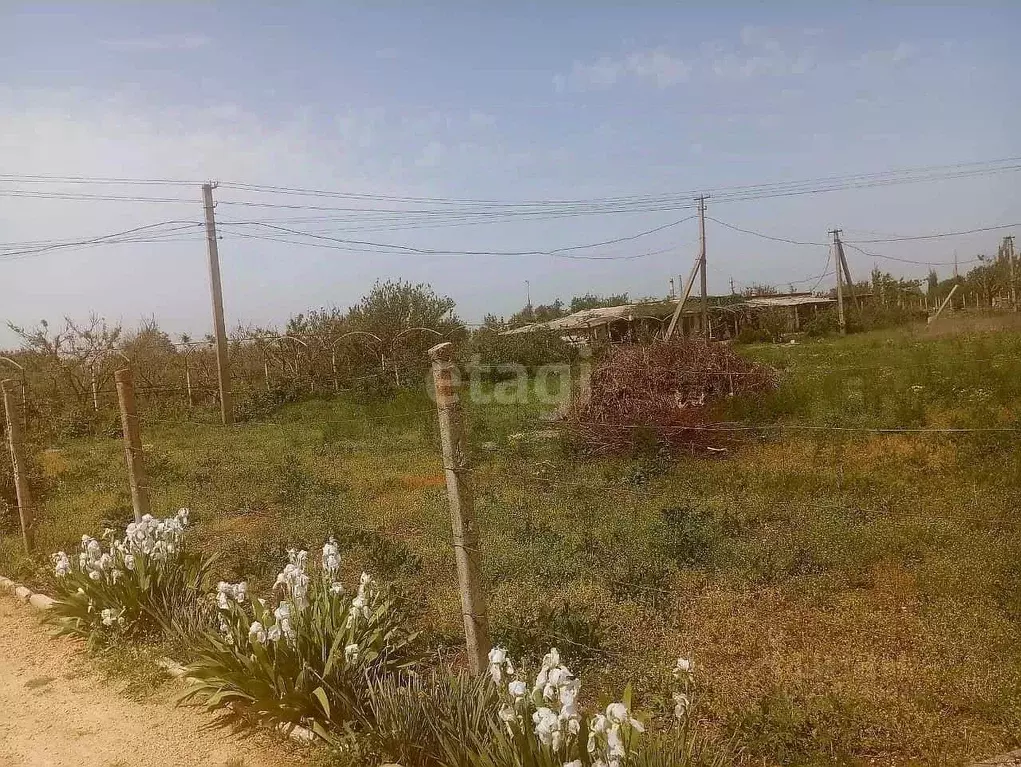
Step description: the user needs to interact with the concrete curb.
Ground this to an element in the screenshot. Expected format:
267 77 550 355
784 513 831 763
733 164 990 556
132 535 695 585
0 573 317 746
0 574 54 608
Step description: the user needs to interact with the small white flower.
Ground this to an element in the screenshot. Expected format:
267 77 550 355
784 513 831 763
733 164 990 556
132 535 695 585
329 582 344 595
498 702 517 724
322 537 341 574
88 570 101 581
123 553 135 571
100 608 120 627
564 761 583 767
344 643 359 663
605 702 628 723
248 621 267 645
51 551 71 578
673 691 691 720
532 706 558 746
508 679 527 699
673 657 693 679
488 646 510 684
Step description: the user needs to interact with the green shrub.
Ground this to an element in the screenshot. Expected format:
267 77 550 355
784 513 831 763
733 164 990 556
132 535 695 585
460 327 578 380
365 671 500 766
47 509 217 646
178 541 419 739
656 505 720 569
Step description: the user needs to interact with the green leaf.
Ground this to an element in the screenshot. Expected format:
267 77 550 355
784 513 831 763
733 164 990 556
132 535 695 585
312 686 331 719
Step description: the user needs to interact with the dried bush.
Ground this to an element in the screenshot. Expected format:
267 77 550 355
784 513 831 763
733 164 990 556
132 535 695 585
563 340 778 455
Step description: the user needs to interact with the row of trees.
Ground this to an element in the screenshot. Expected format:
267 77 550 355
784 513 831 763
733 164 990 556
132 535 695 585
1 280 472 437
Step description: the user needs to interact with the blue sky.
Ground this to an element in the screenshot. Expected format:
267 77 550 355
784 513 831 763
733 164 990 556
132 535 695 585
2 3 1019 345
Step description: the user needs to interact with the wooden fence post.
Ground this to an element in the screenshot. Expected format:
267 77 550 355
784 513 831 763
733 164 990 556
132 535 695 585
114 369 150 523
428 342 490 673
184 356 195 407
2 379 35 552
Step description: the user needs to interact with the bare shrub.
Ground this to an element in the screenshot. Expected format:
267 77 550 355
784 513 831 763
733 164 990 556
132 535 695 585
563 339 778 455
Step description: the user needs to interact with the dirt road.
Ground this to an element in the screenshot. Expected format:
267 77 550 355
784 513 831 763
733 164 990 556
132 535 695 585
0 597 307 767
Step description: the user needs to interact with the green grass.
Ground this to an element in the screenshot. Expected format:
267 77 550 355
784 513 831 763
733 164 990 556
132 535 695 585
3 316 1021 764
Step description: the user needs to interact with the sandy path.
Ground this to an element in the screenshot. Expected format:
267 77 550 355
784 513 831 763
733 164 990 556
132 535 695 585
0 597 308 767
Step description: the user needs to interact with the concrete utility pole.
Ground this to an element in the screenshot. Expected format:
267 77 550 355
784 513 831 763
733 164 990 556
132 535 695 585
202 182 233 425
665 254 702 340
833 231 860 311
428 342 490 673
2 379 34 552
929 284 959 324
697 195 709 337
831 229 846 336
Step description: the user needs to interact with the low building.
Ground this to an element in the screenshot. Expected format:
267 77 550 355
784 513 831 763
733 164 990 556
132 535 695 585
500 294 836 342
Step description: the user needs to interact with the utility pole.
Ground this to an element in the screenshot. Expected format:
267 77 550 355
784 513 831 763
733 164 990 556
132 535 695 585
202 182 234 425
831 229 846 336
697 195 709 337
730 276 736 295
428 342 490 673
665 254 702 340
833 231 860 311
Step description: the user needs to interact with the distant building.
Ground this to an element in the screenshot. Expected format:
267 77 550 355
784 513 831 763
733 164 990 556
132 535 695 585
500 293 836 342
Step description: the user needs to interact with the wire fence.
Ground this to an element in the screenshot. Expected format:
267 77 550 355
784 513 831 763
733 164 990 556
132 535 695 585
3 341 1021 671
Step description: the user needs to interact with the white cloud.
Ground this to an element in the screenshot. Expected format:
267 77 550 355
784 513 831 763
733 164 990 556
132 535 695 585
101 34 211 51
854 42 918 69
709 27 815 79
624 50 691 87
467 110 497 128
554 48 689 92
415 140 445 168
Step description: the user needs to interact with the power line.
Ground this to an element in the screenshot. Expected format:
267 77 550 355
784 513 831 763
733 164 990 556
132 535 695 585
0 189 196 204
843 223 1019 244
219 229 681 261
215 215 697 258
707 216 1013 267
0 173 201 186
218 155 1021 205
705 217 828 246
0 222 204 261
843 243 983 268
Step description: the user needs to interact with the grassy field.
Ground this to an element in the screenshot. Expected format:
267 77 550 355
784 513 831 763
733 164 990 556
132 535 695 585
3 313 1021 765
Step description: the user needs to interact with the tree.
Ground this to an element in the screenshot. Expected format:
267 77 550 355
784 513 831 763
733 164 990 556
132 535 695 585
508 299 566 327
6 315 123 410
346 279 464 373
569 293 629 313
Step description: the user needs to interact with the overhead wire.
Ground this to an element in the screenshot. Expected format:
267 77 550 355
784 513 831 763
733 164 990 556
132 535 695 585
0 221 204 261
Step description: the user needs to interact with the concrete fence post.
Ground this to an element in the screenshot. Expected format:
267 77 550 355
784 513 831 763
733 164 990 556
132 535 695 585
428 342 490 673
114 369 150 523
